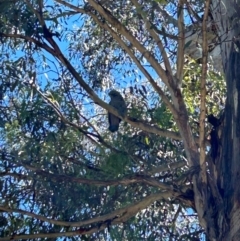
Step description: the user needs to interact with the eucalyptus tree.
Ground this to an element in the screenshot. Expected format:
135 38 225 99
0 0 237 240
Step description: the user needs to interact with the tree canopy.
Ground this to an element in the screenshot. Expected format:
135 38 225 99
0 0 228 240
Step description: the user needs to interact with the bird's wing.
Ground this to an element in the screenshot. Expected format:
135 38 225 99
108 112 121 132
109 97 127 117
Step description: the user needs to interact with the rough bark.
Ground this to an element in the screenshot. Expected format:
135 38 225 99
201 0 240 240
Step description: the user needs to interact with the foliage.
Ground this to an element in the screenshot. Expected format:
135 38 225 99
0 0 225 240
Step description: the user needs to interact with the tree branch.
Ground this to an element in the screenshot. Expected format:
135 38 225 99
131 0 173 77
21 163 180 193
0 192 177 241
176 0 185 83
87 0 170 87
87 9 177 116
199 0 210 183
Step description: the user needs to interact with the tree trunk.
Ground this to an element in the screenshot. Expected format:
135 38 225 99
205 1 240 240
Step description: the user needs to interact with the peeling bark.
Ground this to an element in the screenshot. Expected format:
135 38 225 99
197 0 240 240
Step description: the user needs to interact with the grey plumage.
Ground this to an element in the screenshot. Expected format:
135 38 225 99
108 90 127 132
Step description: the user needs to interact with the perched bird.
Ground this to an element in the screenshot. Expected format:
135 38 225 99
108 90 127 132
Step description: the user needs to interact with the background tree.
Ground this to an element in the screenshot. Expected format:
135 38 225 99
0 0 237 240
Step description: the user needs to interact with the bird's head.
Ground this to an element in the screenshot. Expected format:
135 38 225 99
109 90 121 97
